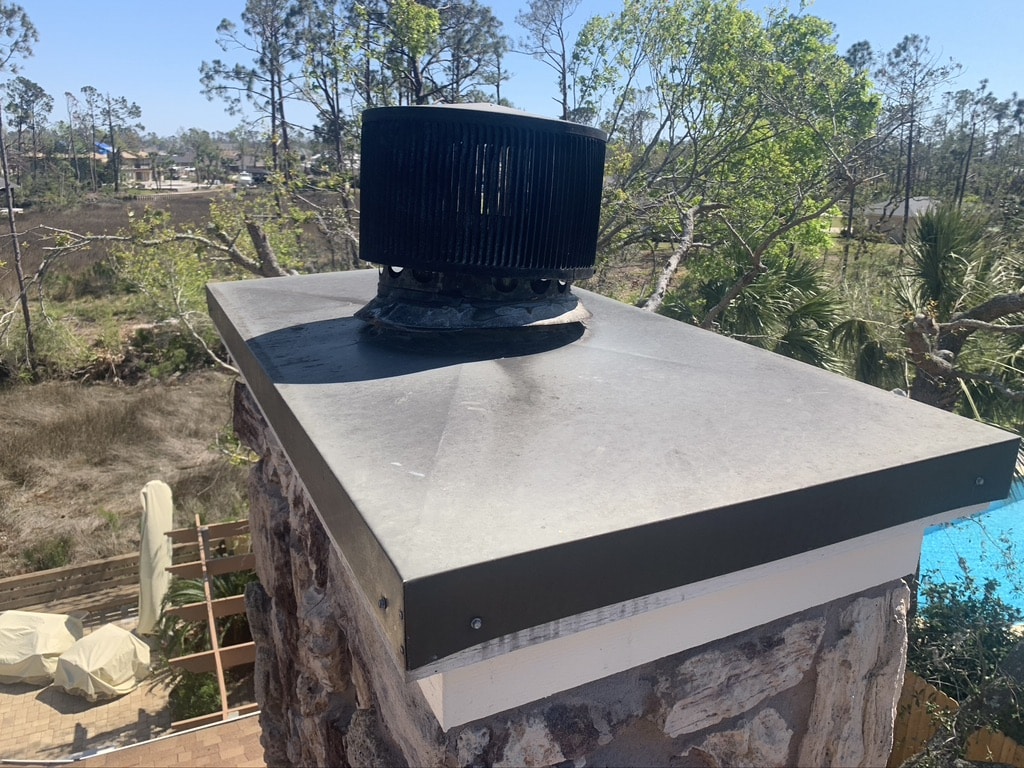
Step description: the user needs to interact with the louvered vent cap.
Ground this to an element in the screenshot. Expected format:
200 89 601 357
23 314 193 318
359 104 607 281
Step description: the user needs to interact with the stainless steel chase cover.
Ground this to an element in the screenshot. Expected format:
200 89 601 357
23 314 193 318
208 269 1019 671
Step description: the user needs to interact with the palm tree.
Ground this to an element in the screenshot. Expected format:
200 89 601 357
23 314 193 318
156 570 258 667
662 250 845 371
837 204 1024 428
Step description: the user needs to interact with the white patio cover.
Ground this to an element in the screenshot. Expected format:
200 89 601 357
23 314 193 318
0 610 84 685
52 623 150 701
137 479 173 635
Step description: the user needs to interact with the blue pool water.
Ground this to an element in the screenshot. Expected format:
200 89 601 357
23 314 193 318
919 489 1024 610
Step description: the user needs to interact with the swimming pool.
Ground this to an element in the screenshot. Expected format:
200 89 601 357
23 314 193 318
919 488 1024 610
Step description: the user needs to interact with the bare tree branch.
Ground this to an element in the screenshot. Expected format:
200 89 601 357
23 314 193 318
642 202 726 313
37 221 297 279
940 317 1024 335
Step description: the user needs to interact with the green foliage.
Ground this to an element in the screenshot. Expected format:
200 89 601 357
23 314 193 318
106 207 229 374
579 0 879 254
349 0 506 106
908 572 1024 757
157 567 257 724
663 251 843 369
22 534 73 571
214 424 258 468
111 207 217 312
832 203 1024 427
902 205 995 320
46 259 118 302
130 324 216 379
572 0 879 340
830 317 905 390
0 312 85 379
387 0 441 62
156 570 258 665
911 574 1022 701
96 508 120 531
168 671 222 722
0 2 37 71
208 191 306 272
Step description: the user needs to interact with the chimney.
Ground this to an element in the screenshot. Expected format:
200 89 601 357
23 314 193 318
209 105 1019 767
356 103 604 331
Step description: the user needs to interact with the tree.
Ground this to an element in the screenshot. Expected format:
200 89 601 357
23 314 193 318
0 1 37 370
100 93 142 193
201 0 304 175
840 40 874 262
63 92 79 182
571 0 878 345
227 122 263 174
35 182 314 372
516 0 582 120
350 0 508 107
435 0 508 103
293 0 355 169
839 204 1024 426
78 85 103 190
897 205 1024 420
4 76 51 182
875 34 960 245
180 128 222 184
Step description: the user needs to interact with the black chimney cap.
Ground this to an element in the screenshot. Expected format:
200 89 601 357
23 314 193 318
359 104 607 281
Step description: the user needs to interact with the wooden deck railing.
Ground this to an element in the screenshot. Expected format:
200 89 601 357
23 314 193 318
0 553 140 623
0 541 207 624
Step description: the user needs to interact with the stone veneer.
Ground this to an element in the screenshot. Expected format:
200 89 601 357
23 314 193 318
235 382 911 768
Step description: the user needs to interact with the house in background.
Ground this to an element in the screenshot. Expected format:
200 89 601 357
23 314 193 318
862 196 940 242
120 151 154 185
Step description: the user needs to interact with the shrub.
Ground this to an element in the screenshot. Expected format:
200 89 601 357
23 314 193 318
22 534 74 571
909 574 1023 702
168 671 221 722
906 572 1024 761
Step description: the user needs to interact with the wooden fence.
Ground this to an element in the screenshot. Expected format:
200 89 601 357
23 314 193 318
0 541 201 624
0 553 141 624
889 671 1024 767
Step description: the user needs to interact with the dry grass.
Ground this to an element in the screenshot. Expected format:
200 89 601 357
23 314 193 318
0 191 230 300
0 370 250 577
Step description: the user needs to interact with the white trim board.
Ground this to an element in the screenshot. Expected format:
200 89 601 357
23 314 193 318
417 503 987 731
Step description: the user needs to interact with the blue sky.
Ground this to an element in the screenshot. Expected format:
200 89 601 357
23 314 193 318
12 0 1023 138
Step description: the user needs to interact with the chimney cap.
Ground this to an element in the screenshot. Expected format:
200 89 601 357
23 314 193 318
362 103 607 141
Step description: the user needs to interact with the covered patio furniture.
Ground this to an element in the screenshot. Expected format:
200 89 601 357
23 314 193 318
0 610 84 685
52 623 151 701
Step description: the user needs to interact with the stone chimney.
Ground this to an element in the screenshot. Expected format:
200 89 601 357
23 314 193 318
208 105 1019 767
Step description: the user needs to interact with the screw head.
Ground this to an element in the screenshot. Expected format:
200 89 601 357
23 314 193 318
378 597 388 611
470 617 483 630
975 476 985 486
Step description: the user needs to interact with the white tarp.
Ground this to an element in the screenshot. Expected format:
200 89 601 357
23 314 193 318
0 610 84 685
52 623 150 701
138 479 173 635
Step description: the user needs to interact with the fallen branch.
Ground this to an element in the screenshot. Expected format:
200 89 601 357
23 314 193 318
642 202 725 313
37 220 297 279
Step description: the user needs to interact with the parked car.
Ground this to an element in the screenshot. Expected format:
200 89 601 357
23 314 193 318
236 172 254 186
